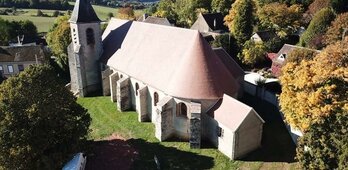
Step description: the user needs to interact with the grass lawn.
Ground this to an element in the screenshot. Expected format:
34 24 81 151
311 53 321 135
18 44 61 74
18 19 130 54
77 94 300 169
0 5 143 33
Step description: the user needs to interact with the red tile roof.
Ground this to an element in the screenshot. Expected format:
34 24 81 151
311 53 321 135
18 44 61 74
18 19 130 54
106 19 242 99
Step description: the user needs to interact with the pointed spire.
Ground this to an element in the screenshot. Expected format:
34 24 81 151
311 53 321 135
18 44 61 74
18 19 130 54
69 0 101 23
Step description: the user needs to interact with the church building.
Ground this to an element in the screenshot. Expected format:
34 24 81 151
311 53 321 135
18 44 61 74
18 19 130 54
68 0 265 160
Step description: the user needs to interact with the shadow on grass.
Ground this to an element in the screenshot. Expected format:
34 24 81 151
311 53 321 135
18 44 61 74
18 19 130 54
85 139 138 170
129 138 214 170
240 93 297 163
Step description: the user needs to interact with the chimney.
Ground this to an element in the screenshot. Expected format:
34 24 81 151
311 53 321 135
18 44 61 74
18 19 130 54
213 19 216 30
143 13 148 21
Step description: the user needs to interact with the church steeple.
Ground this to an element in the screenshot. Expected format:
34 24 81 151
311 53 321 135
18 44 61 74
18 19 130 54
69 0 101 23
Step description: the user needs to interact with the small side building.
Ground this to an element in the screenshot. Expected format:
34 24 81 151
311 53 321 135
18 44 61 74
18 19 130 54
191 13 229 40
204 94 264 159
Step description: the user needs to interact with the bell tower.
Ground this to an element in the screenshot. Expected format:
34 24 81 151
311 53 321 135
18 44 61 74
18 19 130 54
68 0 102 97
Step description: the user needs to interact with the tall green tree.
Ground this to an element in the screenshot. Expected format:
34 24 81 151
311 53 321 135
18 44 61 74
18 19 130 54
299 7 335 49
46 14 71 79
0 65 91 169
224 0 255 45
211 0 234 15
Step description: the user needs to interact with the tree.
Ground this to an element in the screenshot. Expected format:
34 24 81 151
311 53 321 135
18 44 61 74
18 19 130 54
174 0 212 27
52 10 60 17
117 7 135 20
211 0 234 16
107 12 114 19
297 108 348 169
324 12 348 45
211 33 239 57
0 65 91 169
257 2 303 36
303 0 330 24
299 7 335 49
279 38 348 132
153 0 177 23
0 18 11 45
286 48 318 64
331 0 348 13
239 40 266 66
46 15 71 81
36 9 44 16
224 0 255 45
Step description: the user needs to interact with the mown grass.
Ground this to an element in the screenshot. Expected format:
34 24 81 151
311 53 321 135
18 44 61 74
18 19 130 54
77 95 299 169
0 5 143 33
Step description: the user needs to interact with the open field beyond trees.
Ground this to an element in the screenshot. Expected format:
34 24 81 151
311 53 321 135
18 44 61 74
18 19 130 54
77 94 299 169
0 5 143 33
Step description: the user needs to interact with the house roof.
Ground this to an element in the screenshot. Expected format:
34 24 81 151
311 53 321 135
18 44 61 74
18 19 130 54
69 0 101 23
213 94 264 131
201 13 228 32
143 16 171 26
253 31 277 42
105 19 241 100
274 44 320 64
0 45 48 62
213 48 244 80
191 13 228 33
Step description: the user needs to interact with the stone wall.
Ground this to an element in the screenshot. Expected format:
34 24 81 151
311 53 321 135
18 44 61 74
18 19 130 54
189 102 201 149
102 67 112 96
155 96 174 141
109 72 119 102
117 77 131 111
137 86 148 122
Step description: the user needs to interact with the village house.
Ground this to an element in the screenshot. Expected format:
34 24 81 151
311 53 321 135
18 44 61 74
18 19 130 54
0 45 49 78
271 44 320 77
137 14 172 26
250 30 277 43
191 13 229 41
68 0 265 160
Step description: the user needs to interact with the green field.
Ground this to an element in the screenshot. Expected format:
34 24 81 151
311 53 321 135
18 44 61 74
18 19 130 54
77 95 300 169
0 5 143 33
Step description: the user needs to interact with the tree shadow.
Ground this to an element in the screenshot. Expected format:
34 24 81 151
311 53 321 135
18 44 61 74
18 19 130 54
128 138 214 170
239 93 297 163
85 139 138 170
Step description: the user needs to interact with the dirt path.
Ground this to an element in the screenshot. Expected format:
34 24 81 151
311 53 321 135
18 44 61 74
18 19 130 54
85 134 138 170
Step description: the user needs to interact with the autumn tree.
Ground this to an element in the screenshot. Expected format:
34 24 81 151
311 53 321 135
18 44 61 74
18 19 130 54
286 48 318 64
302 0 330 24
257 2 303 37
239 40 266 66
117 7 135 20
224 0 255 45
174 0 212 27
279 38 348 132
0 65 91 169
211 0 234 16
153 0 178 23
299 7 335 49
324 12 348 45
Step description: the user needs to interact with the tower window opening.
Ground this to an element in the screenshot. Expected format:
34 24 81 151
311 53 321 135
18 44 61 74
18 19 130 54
86 28 95 45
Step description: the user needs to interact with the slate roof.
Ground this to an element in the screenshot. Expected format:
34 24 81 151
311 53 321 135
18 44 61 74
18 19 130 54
254 31 277 42
69 0 101 23
213 94 264 131
105 19 242 100
0 45 48 62
143 16 171 26
201 13 228 32
191 13 228 33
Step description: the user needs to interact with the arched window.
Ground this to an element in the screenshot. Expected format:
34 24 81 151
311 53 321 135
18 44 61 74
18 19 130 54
120 74 123 78
86 28 95 45
176 102 187 117
135 83 139 96
154 92 159 106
